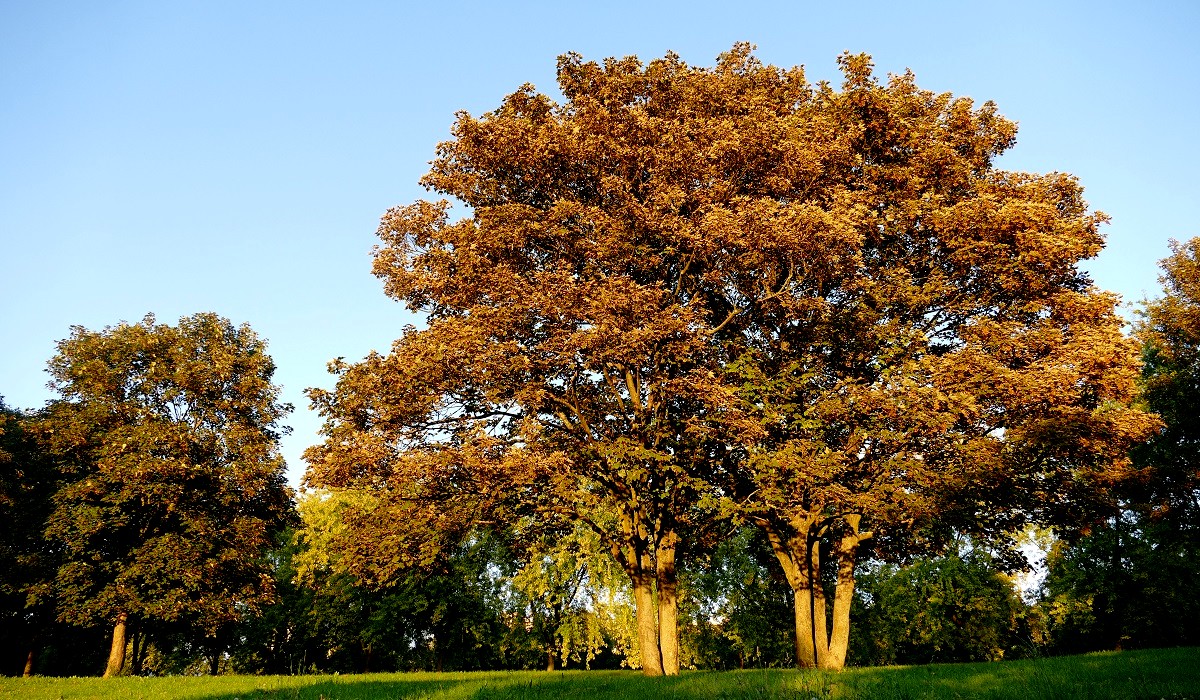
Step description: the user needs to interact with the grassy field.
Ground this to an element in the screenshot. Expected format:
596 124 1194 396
3 647 1197 700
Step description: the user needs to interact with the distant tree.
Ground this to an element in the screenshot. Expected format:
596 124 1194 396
0 398 61 676
680 528 795 670
851 545 1028 665
41 313 294 677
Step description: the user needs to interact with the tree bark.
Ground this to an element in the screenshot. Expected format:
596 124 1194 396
764 515 870 671
103 612 128 678
23 647 34 677
631 569 664 676
546 648 556 671
656 534 680 675
825 517 869 668
763 519 817 668
808 534 831 669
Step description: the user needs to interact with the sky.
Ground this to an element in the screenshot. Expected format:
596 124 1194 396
2 1 1197 486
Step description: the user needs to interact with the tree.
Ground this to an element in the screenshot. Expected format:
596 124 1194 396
851 545 1029 665
304 44 1154 674
715 53 1155 668
1039 238 1200 653
1134 238 1200 525
305 46 778 676
41 313 294 677
0 398 61 676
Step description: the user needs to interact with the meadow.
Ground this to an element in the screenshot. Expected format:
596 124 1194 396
3 647 1197 700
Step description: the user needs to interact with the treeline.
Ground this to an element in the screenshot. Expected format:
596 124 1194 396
3 232 1199 675
3 47 1199 677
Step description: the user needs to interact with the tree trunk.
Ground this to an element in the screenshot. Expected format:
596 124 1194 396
764 515 870 671
630 570 664 676
546 648 556 671
825 520 868 668
793 583 817 668
763 519 817 668
23 647 34 677
103 612 128 678
808 535 831 669
656 535 680 675
129 624 142 676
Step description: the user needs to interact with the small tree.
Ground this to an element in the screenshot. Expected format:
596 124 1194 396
42 313 294 677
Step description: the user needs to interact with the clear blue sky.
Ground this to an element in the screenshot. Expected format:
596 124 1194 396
3 1 1197 484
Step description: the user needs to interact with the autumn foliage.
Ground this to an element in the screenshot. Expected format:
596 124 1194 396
304 45 1155 674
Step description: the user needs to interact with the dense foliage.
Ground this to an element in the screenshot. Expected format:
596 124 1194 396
303 45 1153 674
1 48 1196 680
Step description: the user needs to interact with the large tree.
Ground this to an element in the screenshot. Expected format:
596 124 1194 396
721 54 1155 668
304 45 1153 674
42 313 294 677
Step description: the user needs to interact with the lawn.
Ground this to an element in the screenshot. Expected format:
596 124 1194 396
2 647 1197 700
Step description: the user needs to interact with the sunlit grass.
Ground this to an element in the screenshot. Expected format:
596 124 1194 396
2 647 1197 699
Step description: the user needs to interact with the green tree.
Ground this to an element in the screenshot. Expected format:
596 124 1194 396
851 545 1029 665
41 313 294 677
1039 238 1200 653
0 398 62 676
680 528 795 669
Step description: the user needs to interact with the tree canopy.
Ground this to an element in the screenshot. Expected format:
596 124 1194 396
305 44 1154 674
41 313 294 677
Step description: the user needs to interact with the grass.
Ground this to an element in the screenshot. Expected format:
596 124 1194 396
2 647 1198 700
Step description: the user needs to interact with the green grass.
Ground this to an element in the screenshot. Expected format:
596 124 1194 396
3 647 1198 700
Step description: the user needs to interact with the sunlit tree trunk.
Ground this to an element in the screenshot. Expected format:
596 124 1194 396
764 515 869 670
826 516 870 668
764 518 818 668
630 567 664 676
23 648 34 677
656 533 680 675
102 612 128 678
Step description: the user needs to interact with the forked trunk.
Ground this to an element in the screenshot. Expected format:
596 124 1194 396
656 536 680 675
630 570 664 676
764 515 871 671
102 612 128 678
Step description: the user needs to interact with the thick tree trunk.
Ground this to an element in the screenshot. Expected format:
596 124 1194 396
23 647 34 677
764 515 871 671
546 648 556 671
656 535 680 675
825 524 863 668
764 519 818 668
631 570 664 676
102 612 128 678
